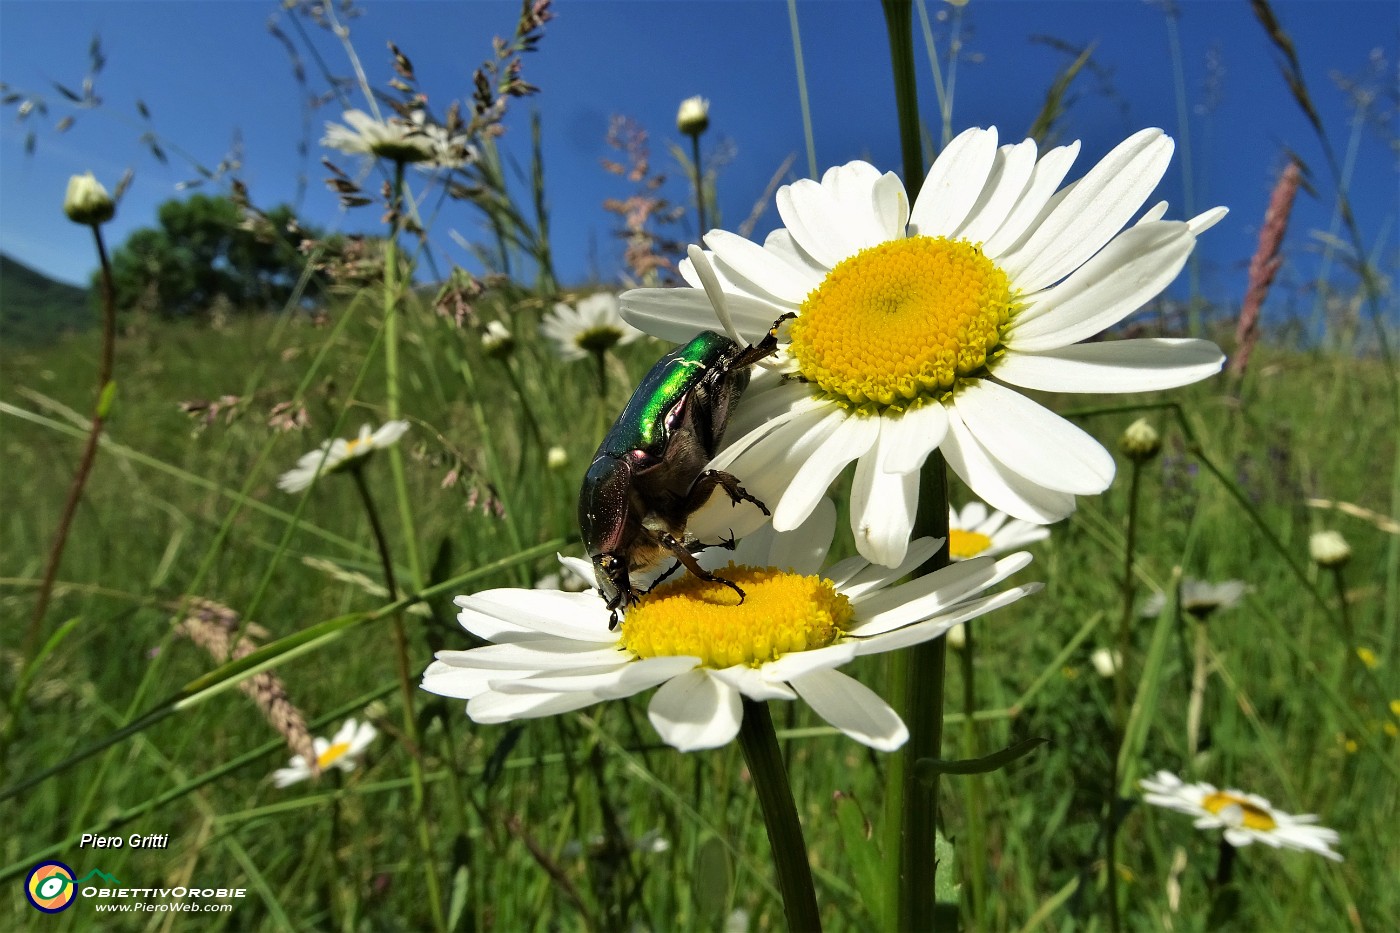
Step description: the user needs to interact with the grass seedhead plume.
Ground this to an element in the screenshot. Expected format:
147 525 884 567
1230 159 1300 384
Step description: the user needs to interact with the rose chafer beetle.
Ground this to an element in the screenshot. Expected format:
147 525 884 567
579 315 792 627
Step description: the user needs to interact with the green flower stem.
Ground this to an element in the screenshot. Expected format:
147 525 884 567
883 0 925 200
1106 458 1144 932
8 222 118 773
689 129 708 238
737 699 822 933
380 159 445 933
960 623 988 929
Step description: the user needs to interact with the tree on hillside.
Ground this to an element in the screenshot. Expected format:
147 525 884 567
101 194 322 317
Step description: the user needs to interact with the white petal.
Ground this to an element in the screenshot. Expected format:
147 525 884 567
647 669 742 751
1000 129 1173 291
773 413 878 530
955 501 988 529
777 178 857 269
871 171 912 242
953 139 1038 244
461 590 616 643
762 497 837 575
431 641 625 674
833 537 941 597
1188 206 1228 234
848 557 997 636
790 668 908 750
849 451 920 566
763 228 828 282
706 229 811 305
853 585 1040 655
711 665 798 701
876 404 949 475
468 687 607 723
760 642 858 682
1007 221 1196 349
995 339 1225 393
1137 200 1170 224
492 655 698 699
909 126 999 236
715 405 842 510
620 286 780 344
953 382 1115 495
820 161 892 249
982 141 1080 257
941 405 1077 523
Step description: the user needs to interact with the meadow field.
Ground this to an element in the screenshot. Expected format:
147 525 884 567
2 1 1397 930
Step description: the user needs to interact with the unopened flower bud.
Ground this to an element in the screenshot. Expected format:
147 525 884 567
547 446 569 471
1309 530 1351 568
481 320 514 359
1091 647 1121 679
676 96 710 135
1120 418 1161 463
64 172 115 225
945 623 966 650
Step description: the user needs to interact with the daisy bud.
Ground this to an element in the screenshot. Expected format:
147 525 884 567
64 172 115 226
546 446 570 471
1309 530 1351 568
945 623 966 650
481 320 514 359
1091 647 1121 679
1120 418 1161 463
676 96 710 135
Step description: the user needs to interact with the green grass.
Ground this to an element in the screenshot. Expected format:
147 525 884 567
2 292 1396 930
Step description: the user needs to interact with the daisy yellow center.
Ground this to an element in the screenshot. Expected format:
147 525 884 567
575 325 625 354
619 564 853 669
316 741 351 769
1202 792 1278 831
343 439 365 456
788 236 1013 411
949 529 993 559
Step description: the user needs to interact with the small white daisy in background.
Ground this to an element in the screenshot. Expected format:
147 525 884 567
1090 646 1121 678
322 109 439 164
423 500 1039 752
481 320 515 358
1309 530 1351 568
1139 770 1342 861
1141 578 1247 620
272 718 378 788
948 500 1051 560
676 95 710 135
541 293 644 362
278 421 410 493
622 126 1226 567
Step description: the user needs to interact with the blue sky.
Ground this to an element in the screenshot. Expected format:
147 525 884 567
1 0 1394 326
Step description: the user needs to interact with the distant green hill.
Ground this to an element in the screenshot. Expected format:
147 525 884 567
0 253 92 345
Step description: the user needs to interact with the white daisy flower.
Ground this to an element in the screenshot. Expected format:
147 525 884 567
1139 770 1342 861
322 109 439 164
621 126 1227 566
948 500 1050 560
271 718 377 788
1141 578 1247 619
422 500 1039 752
541 293 644 362
278 421 410 493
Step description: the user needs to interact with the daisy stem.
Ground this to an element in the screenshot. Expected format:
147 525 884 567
960 624 988 929
737 699 821 933
1107 458 1144 933
379 159 446 933
881 5 954 929
689 129 708 238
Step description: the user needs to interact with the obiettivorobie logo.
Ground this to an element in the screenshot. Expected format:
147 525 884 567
24 862 121 913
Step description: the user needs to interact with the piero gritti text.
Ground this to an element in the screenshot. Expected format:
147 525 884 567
80 833 170 849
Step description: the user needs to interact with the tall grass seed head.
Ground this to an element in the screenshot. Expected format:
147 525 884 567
64 171 115 225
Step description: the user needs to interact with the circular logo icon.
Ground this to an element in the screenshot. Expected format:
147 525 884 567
25 861 77 913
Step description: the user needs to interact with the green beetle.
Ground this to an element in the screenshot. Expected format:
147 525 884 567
579 315 791 627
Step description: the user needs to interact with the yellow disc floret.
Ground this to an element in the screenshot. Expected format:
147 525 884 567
788 236 1012 411
316 741 351 769
1202 792 1278 831
620 564 853 669
949 529 993 560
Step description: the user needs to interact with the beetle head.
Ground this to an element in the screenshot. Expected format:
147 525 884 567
580 453 639 610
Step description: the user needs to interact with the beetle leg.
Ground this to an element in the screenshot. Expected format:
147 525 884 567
656 531 746 605
731 312 796 368
686 470 770 517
